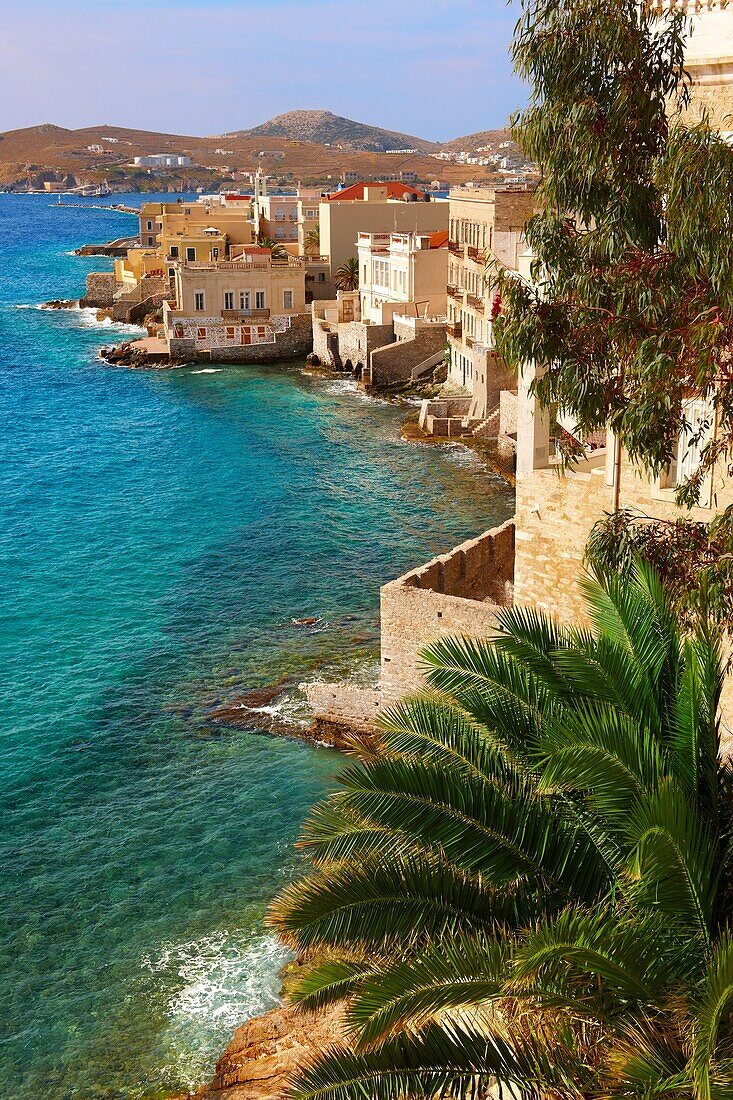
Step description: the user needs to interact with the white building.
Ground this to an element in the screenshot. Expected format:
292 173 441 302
357 230 448 325
133 154 193 168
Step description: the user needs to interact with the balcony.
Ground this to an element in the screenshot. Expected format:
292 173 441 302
467 245 487 263
465 335 474 349
446 321 463 339
467 293 484 312
221 308 270 321
447 284 463 300
448 240 464 256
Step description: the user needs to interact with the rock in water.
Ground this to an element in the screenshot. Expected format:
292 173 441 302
181 1003 346 1100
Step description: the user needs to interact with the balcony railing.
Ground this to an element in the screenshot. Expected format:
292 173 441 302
447 284 463 300
467 293 484 311
446 321 463 338
448 240 463 256
465 335 474 349
221 308 270 321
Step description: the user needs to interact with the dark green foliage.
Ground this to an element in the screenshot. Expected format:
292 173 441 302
586 509 733 631
269 563 733 1100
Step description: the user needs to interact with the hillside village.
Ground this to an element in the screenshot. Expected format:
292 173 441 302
0 111 535 194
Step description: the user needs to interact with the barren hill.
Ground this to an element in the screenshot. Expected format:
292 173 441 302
0 118 525 191
230 110 438 154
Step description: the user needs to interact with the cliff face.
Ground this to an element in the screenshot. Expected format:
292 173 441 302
182 1003 346 1100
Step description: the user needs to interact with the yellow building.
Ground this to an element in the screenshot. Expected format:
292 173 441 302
319 183 448 281
446 186 536 411
163 245 307 356
118 195 255 288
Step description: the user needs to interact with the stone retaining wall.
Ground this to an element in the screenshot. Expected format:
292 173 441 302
369 324 446 390
83 271 118 308
380 519 515 705
168 313 312 363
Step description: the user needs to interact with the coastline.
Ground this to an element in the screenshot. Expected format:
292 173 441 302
3 195 514 1098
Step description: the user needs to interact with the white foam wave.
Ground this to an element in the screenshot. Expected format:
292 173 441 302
191 368 223 374
75 307 146 335
142 929 288 1090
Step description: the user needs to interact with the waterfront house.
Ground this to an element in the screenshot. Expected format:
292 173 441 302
162 246 311 361
306 0 733 752
356 230 448 325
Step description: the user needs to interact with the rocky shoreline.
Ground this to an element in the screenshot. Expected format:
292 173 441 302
178 1003 347 1100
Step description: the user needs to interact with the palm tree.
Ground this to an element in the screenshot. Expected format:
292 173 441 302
304 226 321 257
269 561 733 1100
334 256 359 292
258 234 288 260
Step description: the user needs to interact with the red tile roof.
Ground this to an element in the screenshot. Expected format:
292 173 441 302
241 245 272 255
325 181 425 202
429 230 449 249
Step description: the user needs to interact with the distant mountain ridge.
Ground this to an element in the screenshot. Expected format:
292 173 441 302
228 110 439 154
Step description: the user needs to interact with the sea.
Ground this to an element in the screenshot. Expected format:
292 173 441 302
0 193 513 1098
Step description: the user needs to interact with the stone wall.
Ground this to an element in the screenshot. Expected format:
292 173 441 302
112 276 167 323
513 458 733 624
338 321 393 371
380 520 515 705
83 271 118 308
369 323 446 390
168 313 312 363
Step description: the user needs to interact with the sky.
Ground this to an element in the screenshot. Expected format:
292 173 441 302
0 0 525 141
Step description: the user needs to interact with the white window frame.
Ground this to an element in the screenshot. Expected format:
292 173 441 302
239 290 251 311
194 291 205 311
255 290 266 310
224 291 235 310
186 246 196 262
283 289 293 310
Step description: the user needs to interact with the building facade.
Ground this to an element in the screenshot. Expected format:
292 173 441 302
446 186 535 415
356 230 448 325
163 247 308 357
652 0 733 130
319 183 448 280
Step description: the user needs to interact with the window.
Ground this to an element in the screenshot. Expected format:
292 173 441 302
146 220 153 231
147 236 155 247
198 327 206 341
318 272 325 282
186 247 196 262
255 290 265 309
211 247 219 260
290 206 297 219
276 226 285 238
224 291 234 310
194 291 205 311
283 289 293 310
168 268 175 279
169 245 179 258
239 290 250 310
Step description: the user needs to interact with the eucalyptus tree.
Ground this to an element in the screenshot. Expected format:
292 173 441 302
493 0 733 511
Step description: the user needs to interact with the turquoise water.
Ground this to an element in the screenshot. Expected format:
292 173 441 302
0 194 513 1097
